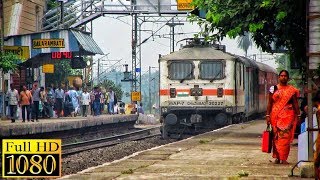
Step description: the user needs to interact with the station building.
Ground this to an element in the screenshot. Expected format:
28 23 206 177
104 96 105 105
0 0 103 116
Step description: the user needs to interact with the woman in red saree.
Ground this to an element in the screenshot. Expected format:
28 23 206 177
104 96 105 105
313 96 320 178
266 70 300 164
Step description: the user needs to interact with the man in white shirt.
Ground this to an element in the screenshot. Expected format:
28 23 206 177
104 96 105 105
108 88 115 115
81 88 90 117
7 84 19 123
54 85 65 118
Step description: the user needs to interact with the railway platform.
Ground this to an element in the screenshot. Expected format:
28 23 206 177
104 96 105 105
61 119 308 179
0 114 138 137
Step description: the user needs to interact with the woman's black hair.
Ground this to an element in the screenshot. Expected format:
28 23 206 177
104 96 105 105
312 96 320 103
309 90 320 103
278 70 289 78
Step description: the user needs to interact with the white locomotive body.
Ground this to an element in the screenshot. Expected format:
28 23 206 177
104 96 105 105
159 40 277 137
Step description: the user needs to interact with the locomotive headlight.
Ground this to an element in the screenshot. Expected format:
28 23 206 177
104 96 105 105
170 88 176 98
217 88 223 97
226 107 232 112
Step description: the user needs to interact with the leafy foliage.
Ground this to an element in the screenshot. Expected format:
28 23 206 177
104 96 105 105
100 79 123 100
189 0 306 66
275 54 301 87
0 52 19 73
45 60 82 87
47 0 58 10
237 32 252 57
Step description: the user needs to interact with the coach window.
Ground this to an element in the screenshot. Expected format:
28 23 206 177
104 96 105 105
168 61 194 80
199 61 223 80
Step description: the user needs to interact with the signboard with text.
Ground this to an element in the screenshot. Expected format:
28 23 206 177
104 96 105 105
177 0 194 10
42 64 54 73
32 39 65 49
4 46 30 61
131 91 141 101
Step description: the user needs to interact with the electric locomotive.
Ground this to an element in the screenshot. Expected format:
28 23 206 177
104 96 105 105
159 38 277 138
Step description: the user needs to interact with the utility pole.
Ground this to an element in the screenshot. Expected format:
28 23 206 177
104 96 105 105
0 0 5 119
149 66 151 113
307 0 320 161
94 53 111 84
59 0 64 28
171 18 175 52
97 58 100 84
131 0 137 92
148 66 158 114
166 19 184 53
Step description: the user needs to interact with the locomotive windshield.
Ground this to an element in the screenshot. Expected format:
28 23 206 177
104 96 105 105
168 61 194 80
199 61 224 80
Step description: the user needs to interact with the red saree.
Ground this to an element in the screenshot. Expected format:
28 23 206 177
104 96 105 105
270 85 298 161
314 109 320 179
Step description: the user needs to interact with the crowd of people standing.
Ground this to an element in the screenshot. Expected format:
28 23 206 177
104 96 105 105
7 81 119 123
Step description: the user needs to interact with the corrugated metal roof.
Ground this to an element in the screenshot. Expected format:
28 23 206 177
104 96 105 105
71 30 104 55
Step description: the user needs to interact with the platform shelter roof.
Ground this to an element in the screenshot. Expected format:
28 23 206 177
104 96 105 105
4 29 103 67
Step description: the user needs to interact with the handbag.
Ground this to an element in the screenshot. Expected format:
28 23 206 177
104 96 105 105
261 124 273 153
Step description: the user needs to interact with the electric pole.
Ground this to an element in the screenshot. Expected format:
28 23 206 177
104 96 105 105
149 66 151 113
97 58 100 84
166 19 184 53
0 0 5 119
148 66 158 114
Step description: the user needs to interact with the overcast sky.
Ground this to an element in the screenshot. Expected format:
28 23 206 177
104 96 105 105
91 15 278 75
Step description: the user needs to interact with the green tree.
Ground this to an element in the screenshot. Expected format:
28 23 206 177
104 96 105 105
47 0 58 10
275 54 301 87
101 79 123 100
237 32 252 57
46 60 82 87
0 52 19 73
190 0 306 66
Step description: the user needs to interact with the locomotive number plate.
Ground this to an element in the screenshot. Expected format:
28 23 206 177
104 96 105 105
168 101 224 106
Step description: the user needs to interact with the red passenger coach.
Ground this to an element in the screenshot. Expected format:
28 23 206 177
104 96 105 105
256 62 278 114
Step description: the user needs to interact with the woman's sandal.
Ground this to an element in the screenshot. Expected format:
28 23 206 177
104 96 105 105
274 159 280 164
281 160 289 164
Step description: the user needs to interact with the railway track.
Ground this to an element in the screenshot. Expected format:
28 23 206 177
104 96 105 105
62 126 161 156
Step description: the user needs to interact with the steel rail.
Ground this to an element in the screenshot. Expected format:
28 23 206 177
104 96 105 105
62 126 160 156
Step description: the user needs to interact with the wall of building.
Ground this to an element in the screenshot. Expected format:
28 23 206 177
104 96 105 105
3 0 46 36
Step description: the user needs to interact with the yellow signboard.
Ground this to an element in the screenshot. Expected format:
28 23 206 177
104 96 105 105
4 46 30 61
131 91 141 101
177 0 194 10
32 39 65 49
43 64 54 73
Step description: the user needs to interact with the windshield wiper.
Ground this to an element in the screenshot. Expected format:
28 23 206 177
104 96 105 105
210 70 222 82
180 71 193 83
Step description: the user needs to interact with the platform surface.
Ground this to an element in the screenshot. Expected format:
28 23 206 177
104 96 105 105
61 119 308 179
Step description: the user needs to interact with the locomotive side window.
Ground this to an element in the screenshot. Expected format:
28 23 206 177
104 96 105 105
199 61 223 80
168 61 194 80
